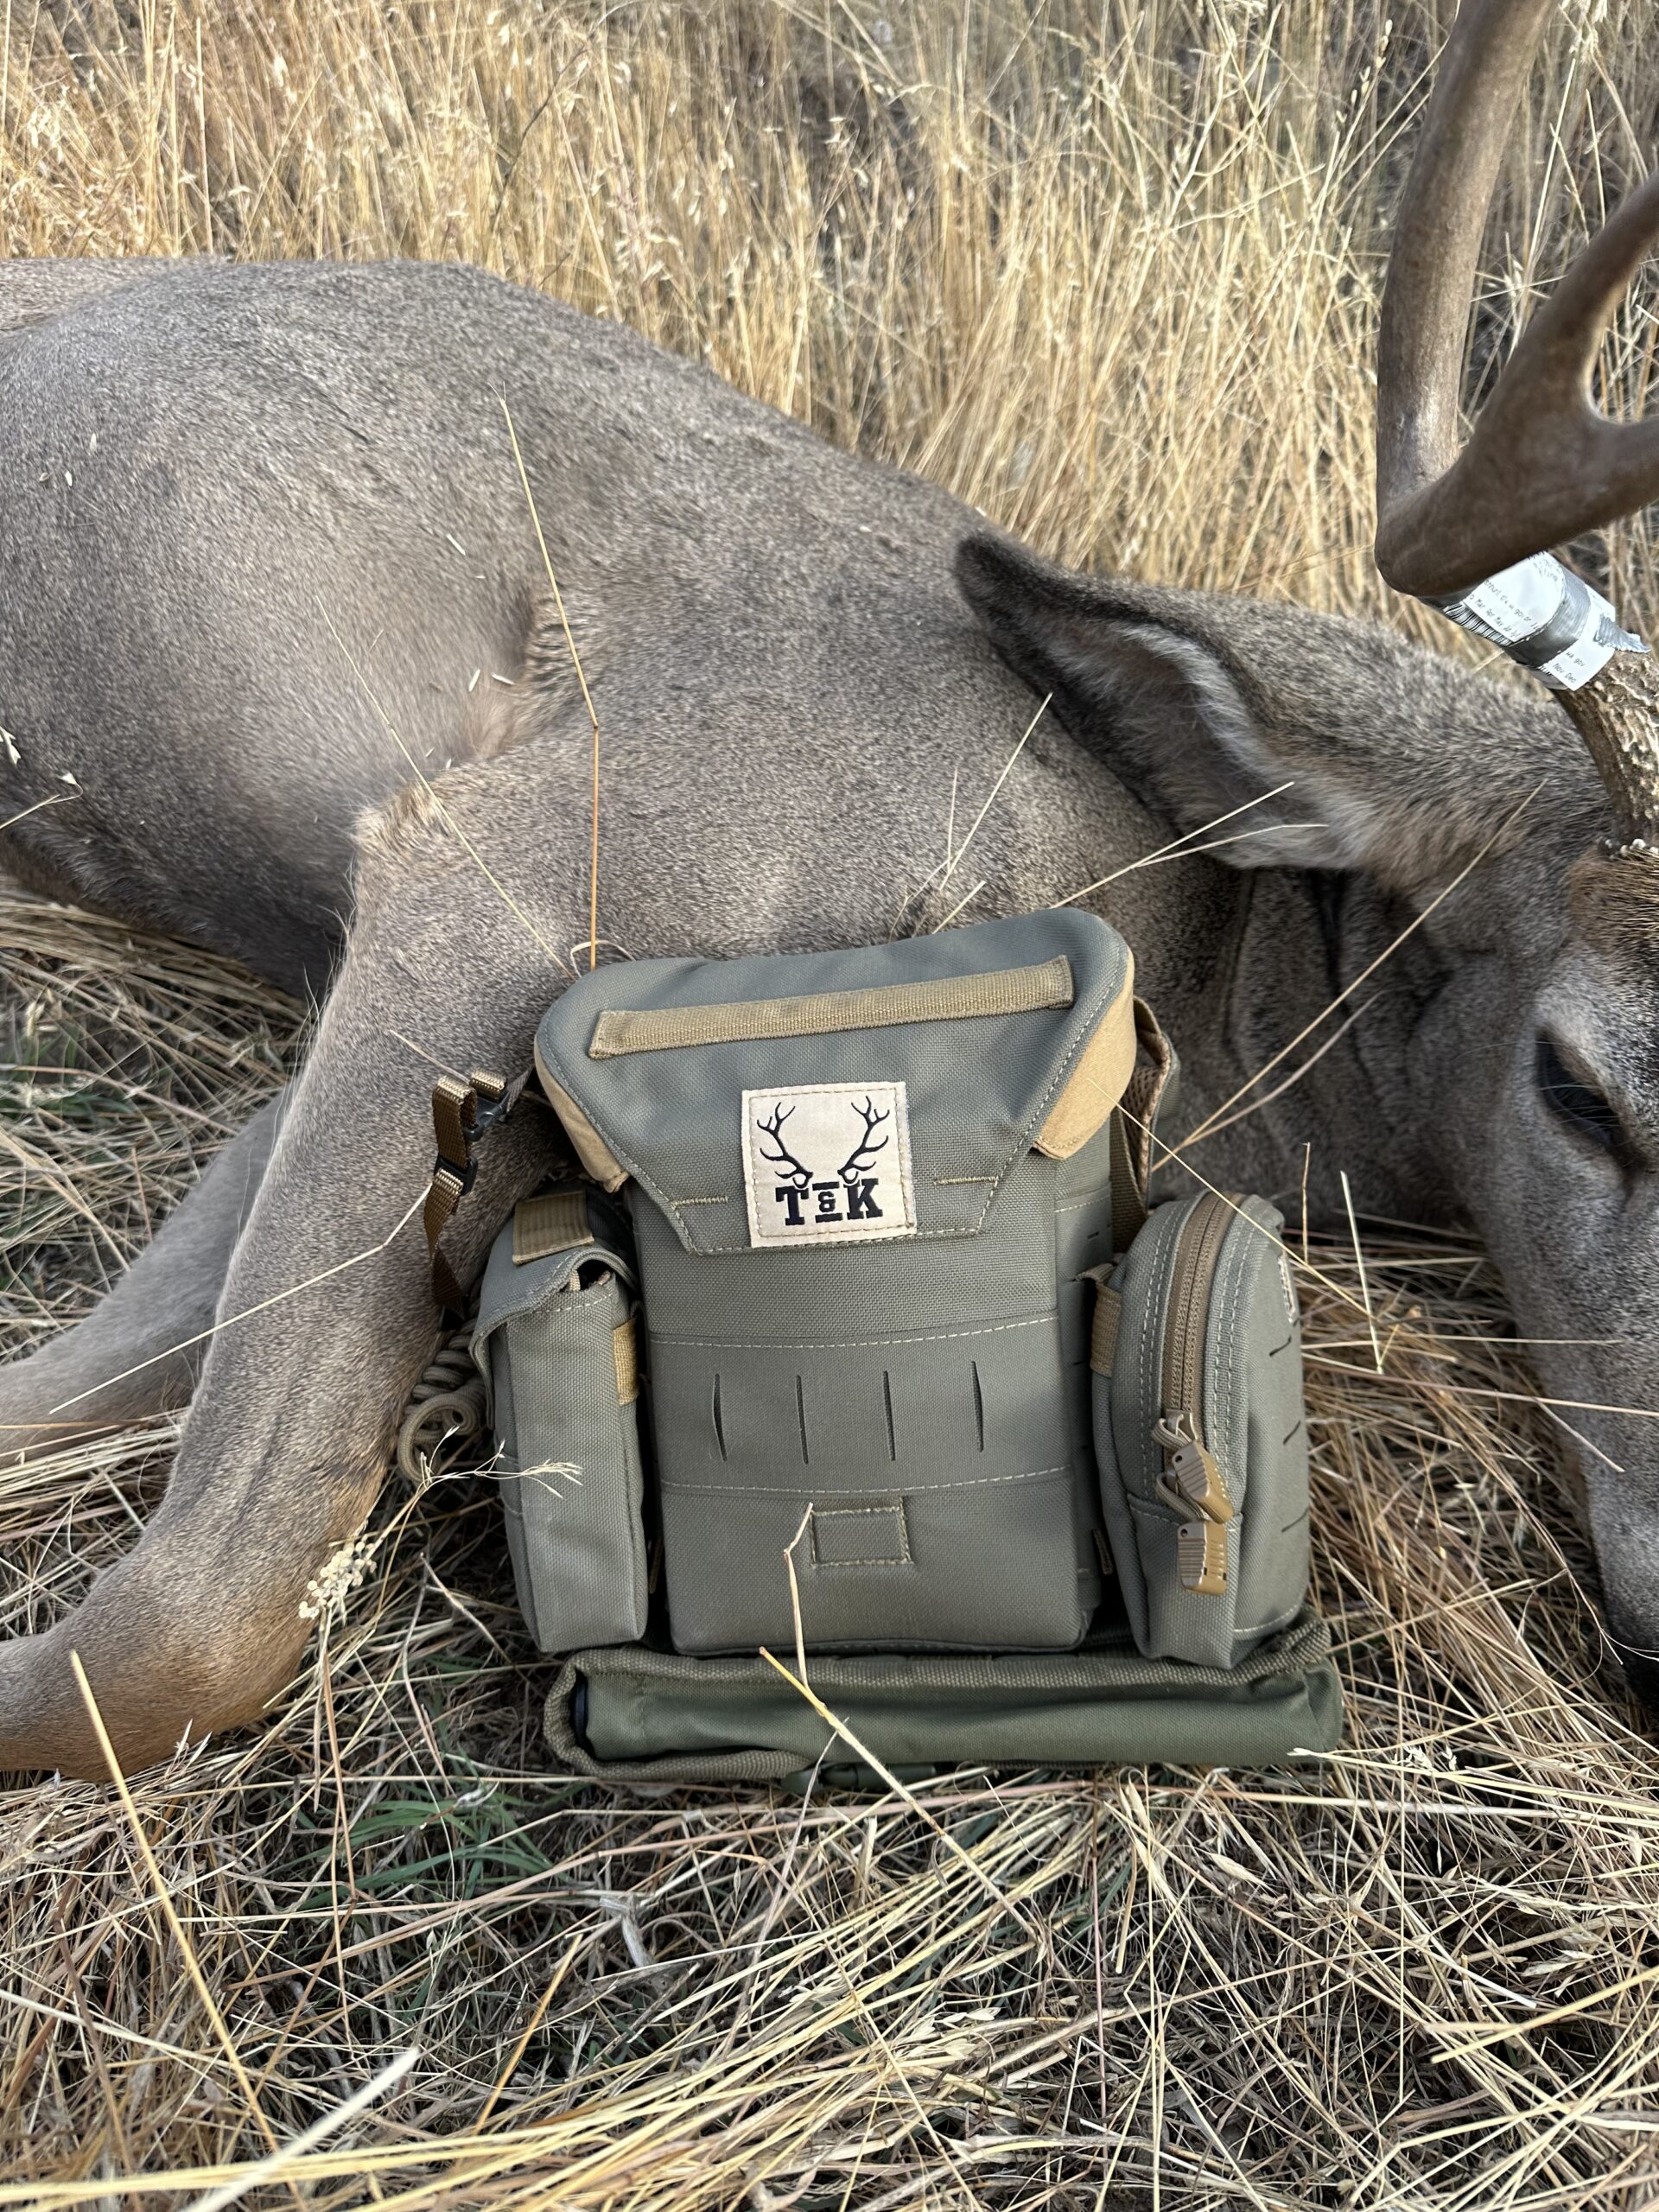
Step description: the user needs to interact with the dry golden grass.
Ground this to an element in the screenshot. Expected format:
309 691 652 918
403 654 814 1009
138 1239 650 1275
3 0 1659 2205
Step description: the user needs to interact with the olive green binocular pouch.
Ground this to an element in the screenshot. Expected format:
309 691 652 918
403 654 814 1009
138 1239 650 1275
461 910 1342 1783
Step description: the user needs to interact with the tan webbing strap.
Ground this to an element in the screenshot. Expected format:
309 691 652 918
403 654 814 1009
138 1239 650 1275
513 1189 593 1265
423 1067 514 1316
1089 1282 1123 1376
1108 998 1175 1251
612 1316 640 1405
587 957 1074 1058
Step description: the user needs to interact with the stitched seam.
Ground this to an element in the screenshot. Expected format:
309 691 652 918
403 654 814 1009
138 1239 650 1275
1137 1206 1178 1505
1137 1210 1159 1499
649 1314 1055 1353
486 1238 635 1320
1216 1209 1250 1510
1218 1205 1300 1628
1219 1222 1248 1601
661 1462 1071 1497
501 1281 623 1332
1214 1209 1265 1607
1021 972 1130 1141
571 1608 1324 1684
1233 1597 1302 1643
1141 1209 1217 1652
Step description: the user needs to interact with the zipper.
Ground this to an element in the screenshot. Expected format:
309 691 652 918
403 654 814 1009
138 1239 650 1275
1153 1193 1236 1596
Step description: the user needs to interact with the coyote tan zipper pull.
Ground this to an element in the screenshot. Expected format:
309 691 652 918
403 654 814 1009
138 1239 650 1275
1153 1411 1234 1596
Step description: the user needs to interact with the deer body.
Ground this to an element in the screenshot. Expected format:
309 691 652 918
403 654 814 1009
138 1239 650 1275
0 244 1650 1775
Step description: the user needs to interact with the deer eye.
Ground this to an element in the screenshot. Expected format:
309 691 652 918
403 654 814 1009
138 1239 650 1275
1536 1033 1622 1154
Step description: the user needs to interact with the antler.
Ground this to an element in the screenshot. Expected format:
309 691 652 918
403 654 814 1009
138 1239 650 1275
1376 0 1659 852
837 1097 891 1184
755 1103 813 1187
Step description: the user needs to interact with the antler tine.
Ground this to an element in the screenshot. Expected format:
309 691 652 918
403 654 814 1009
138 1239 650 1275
1376 0 1659 857
1379 158 1659 598
1376 0 1555 570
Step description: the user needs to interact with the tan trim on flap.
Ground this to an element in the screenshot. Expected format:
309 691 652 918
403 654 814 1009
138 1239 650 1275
535 1047 630 1192
613 1316 640 1405
512 1190 593 1265
586 956 1074 1058
1032 962 1137 1160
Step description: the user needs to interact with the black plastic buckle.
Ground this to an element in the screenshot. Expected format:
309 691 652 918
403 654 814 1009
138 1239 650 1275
432 1080 513 1196
432 1150 478 1196
471 1084 514 1141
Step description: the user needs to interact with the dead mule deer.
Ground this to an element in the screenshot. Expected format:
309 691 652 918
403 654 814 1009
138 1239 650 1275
2 1 1658 1773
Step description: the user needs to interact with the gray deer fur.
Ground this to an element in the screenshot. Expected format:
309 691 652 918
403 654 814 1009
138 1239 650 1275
0 255 1645 1774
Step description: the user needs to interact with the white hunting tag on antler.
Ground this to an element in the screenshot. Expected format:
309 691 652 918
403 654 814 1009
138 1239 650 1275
1428 552 1645 694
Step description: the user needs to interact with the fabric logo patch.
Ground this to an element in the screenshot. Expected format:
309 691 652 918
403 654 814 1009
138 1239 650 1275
741 1081 917 1248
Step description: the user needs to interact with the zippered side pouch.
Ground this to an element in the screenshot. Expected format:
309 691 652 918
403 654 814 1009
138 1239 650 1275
1092 1193 1310 1669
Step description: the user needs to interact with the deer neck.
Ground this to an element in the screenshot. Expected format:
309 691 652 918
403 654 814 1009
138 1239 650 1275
1154 863 1453 1234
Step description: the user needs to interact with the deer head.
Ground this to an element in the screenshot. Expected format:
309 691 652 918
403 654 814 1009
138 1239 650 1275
1373 0 1659 1693
954 2 1659 1706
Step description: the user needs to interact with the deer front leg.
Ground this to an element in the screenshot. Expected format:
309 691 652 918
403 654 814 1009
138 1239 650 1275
0 762 582 1776
0 1089 288 1463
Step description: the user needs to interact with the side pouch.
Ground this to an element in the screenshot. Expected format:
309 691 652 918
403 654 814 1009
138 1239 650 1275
1093 1192 1309 1669
473 1188 649 1654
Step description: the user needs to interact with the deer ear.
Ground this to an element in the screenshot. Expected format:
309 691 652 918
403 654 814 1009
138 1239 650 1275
954 531 1591 892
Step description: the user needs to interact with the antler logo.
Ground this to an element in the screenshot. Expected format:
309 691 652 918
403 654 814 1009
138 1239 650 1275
741 1081 916 1247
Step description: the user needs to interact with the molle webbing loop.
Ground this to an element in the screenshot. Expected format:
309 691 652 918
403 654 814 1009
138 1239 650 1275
423 1066 515 1316
513 1189 594 1265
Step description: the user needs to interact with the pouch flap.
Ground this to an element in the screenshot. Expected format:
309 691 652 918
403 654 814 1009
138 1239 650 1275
473 1184 637 1374
533 911 1135 1255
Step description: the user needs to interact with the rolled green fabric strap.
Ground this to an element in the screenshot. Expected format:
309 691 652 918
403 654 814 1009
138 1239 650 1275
543 1611 1342 1784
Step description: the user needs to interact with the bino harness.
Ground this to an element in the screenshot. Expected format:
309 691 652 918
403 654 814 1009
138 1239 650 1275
423 911 1343 1782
